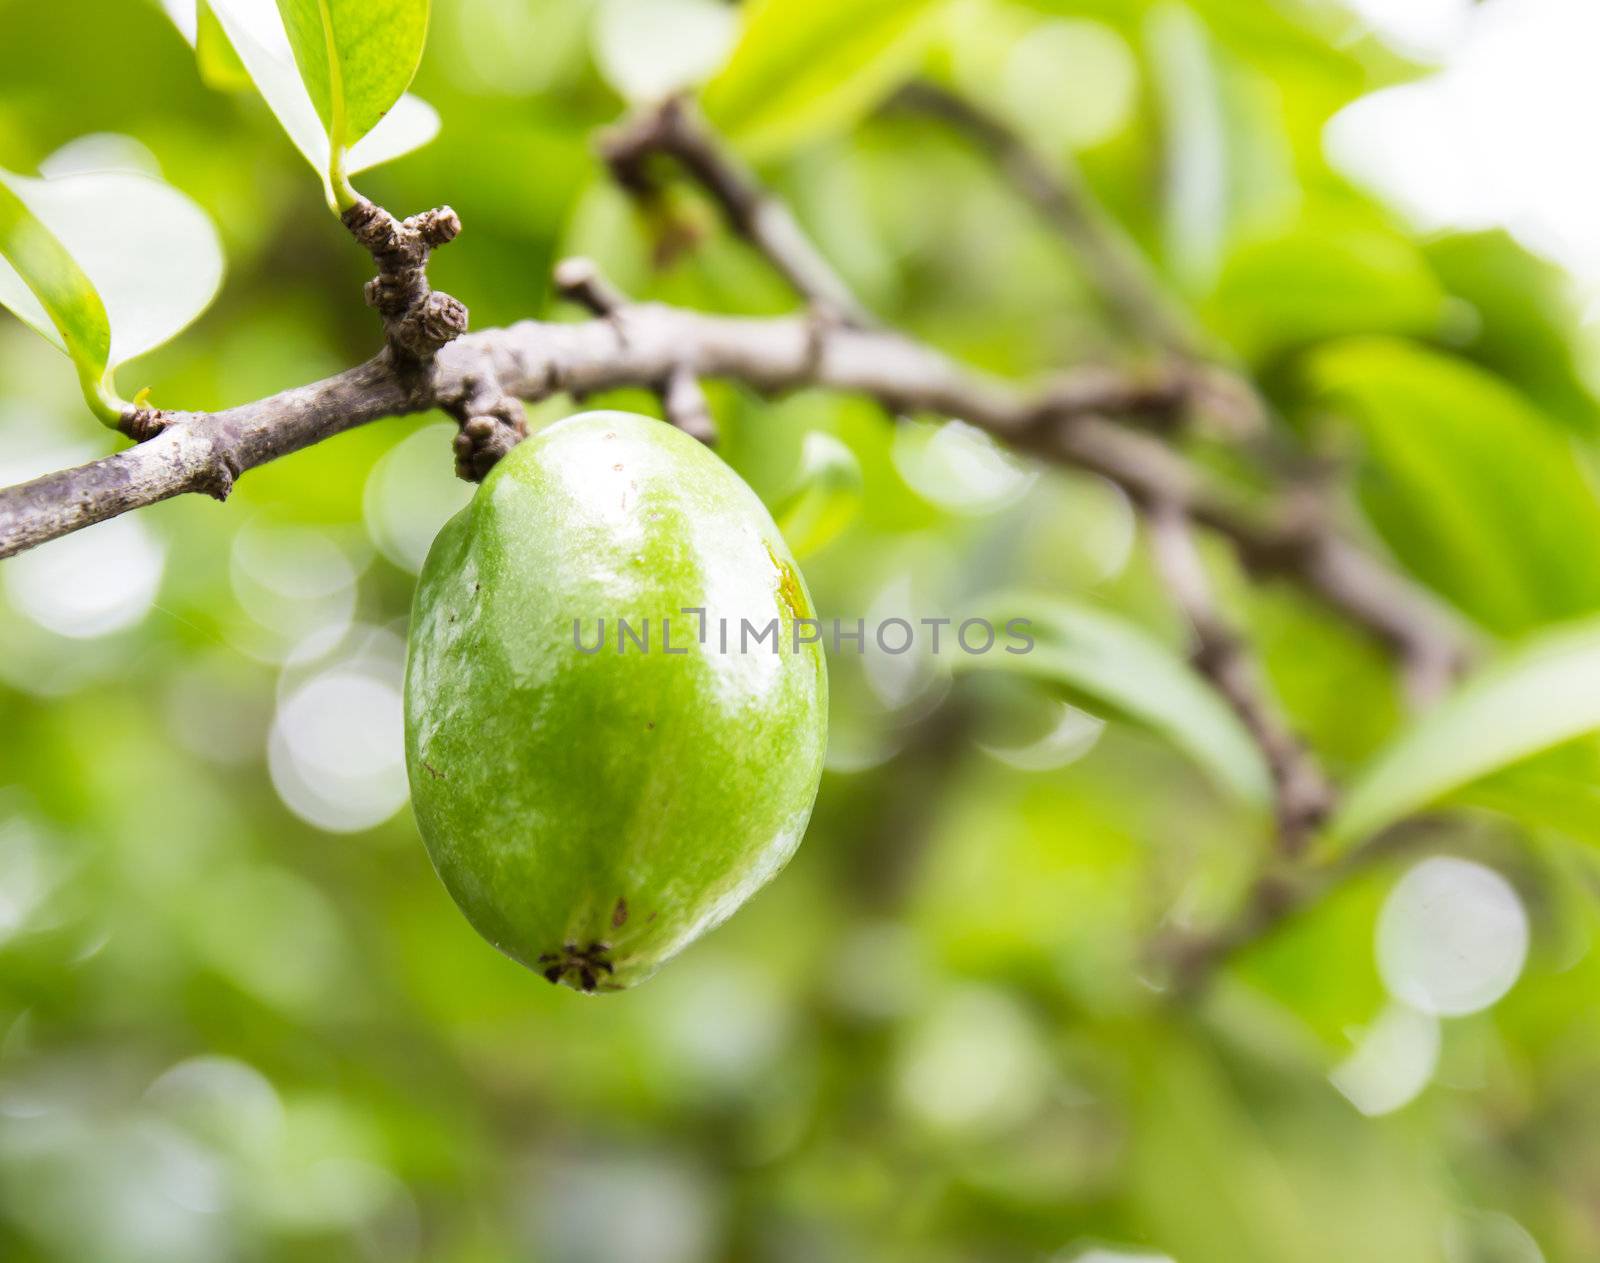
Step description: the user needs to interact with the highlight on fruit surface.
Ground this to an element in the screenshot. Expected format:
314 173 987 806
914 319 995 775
404 411 829 991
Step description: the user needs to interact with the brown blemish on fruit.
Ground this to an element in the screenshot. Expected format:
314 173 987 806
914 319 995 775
535 941 615 992
646 721 655 730
421 760 444 780
612 897 629 928
765 541 808 621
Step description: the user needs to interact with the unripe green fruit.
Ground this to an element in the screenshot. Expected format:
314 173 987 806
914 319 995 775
405 411 828 991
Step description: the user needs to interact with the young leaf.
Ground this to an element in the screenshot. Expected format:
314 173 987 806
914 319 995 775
1328 616 1600 847
0 160 224 424
963 592 1274 810
774 432 863 559
0 175 115 420
1311 338 1600 635
701 0 942 158
202 1 439 202
275 0 430 208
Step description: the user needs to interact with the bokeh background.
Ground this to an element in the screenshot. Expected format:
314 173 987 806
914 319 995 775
3 0 1600 1259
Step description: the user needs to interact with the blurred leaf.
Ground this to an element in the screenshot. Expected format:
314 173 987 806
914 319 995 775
965 592 1273 808
774 431 864 559
1144 3 1298 295
1147 3 1230 289
1426 230 1600 437
1233 869 1390 1051
196 0 252 92
1329 616 1600 848
275 0 430 205
1207 222 1446 362
1311 338 1600 634
1126 1022 1445 1263
0 163 223 421
1465 749 1600 847
0 171 114 420
702 0 943 158
207 0 439 197
907 759 1154 1010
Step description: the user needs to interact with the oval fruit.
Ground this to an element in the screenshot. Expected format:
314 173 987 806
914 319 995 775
405 411 828 991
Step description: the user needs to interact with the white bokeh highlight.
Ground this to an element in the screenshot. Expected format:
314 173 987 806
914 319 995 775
979 700 1105 772
1063 1251 1176 1263
268 666 408 834
593 0 736 104
0 815 61 945
4 514 165 639
1377 857 1529 1018
362 423 473 573
860 573 950 713
37 133 163 180
892 418 1037 516
1444 1211 1546 1263
895 987 1052 1137
1000 19 1139 153
1338 0 1471 61
1329 1001 1441 1117
1328 0 1600 295
536 1152 717 1263
230 523 358 654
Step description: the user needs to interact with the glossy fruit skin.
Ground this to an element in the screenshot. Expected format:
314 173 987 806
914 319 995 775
405 411 828 991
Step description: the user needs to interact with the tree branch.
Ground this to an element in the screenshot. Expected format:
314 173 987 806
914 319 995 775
0 307 1160 557
553 256 716 442
1147 503 1333 853
599 94 873 327
592 98 1466 681
0 292 1464 683
889 80 1468 697
877 83 1474 987
1159 817 1444 994
341 198 469 364
0 87 1478 1002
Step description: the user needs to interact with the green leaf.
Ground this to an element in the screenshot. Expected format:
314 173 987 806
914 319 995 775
1205 221 1446 363
1464 748 1600 846
701 0 943 158
1425 230 1600 438
1125 1023 1446 1263
963 592 1274 809
275 0 430 206
1328 616 1600 847
0 173 115 421
1147 3 1230 290
188 2 440 191
1145 4 1299 295
1310 338 1600 635
774 432 863 559
196 0 252 92
0 156 223 424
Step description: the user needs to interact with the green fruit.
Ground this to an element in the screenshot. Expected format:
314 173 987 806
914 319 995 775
404 411 828 991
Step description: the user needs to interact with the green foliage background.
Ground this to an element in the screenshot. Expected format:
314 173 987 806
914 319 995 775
2 1 1600 1260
